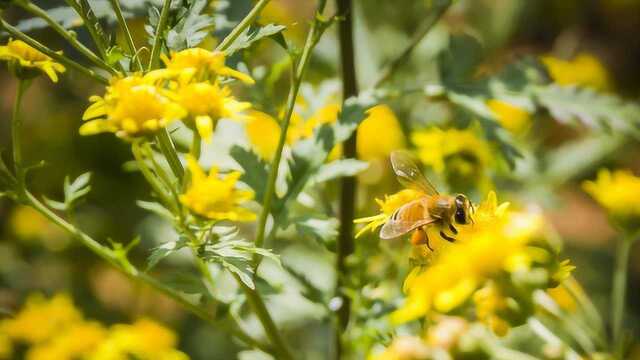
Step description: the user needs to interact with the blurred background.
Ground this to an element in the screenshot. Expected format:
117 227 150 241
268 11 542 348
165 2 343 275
1 0 640 358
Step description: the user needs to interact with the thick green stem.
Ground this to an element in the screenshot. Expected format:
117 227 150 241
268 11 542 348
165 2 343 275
216 0 272 51
237 276 294 360
109 0 144 71
372 0 451 88
155 129 185 182
11 80 28 187
335 0 358 357
612 232 637 357
16 1 117 75
148 0 172 71
0 19 109 84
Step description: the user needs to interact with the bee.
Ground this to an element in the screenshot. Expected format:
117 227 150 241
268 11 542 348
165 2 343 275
380 151 474 250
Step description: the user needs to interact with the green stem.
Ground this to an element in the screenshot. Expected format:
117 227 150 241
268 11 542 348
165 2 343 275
216 0 272 51
335 0 357 357
109 0 144 71
236 276 294 360
16 1 117 75
155 129 185 182
64 0 109 59
253 0 328 251
0 19 109 84
372 0 451 88
11 80 28 188
131 142 175 211
612 231 637 357
148 0 172 71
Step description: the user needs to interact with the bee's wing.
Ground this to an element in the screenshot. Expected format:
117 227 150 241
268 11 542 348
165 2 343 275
380 199 438 239
390 150 439 195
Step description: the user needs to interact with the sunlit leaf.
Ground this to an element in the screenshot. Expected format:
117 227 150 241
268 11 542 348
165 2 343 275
224 23 287 56
230 145 268 201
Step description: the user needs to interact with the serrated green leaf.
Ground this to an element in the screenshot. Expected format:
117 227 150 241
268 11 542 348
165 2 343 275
224 23 287 56
137 200 175 221
147 238 188 270
294 216 339 244
221 258 255 289
534 85 640 137
229 145 268 201
312 159 369 183
165 0 215 51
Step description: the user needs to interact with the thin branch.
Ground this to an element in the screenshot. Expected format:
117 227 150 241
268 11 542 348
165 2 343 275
109 0 144 71
216 0 272 51
0 18 109 84
148 0 172 71
64 0 109 58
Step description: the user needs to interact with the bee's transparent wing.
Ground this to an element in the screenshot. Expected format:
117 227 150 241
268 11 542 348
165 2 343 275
380 200 438 239
390 150 439 195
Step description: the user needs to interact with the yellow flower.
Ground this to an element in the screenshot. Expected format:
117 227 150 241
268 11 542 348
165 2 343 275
176 82 251 142
486 99 532 134
541 53 611 91
161 48 254 84
80 75 187 138
354 189 424 238
473 282 511 336
91 318 188 360
582 168 640 228
180 156 256 221
369 336 431 360
356 105 406 161
0 333 12 359
245 110 282 161
0 39 65 82
26 321 106 360
391 192 552 325
1 293 82 344
411 127 493 191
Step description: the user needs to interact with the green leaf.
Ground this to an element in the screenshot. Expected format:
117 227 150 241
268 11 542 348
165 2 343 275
224 23 287 56
220 258 255 289
294 216 339 244
534 85 640 137
165 0 215 51
147 237 188 270
137 200 175 221
312 159 369 183
229 145 269 202
161 272 212 298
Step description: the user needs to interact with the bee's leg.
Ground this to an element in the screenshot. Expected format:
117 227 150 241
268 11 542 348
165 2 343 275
439 230 456 243
449 224 458 235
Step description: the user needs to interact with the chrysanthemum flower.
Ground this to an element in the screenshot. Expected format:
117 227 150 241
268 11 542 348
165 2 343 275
391 192 572 333
354 189 424 238
541 53 611 91
356 105 406 161
161 48 254 84
0 39 65 82
175 82 251 142
80 75 186 138
411 127 493 191
583 168 640 229
486 99 532 134
180 156 256 221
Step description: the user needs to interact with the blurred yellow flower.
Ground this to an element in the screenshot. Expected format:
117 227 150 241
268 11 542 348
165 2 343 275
486 99 532 134
583 168 640 228
354 189 424 238
80 75 186 138
391 192 562 327
473 282 510 336
92 318 188 360
369 336 430 360
0 39 65 82
357 105 406 161
0 334 12 359
180 156 256 221
176 82 251 142
161 48 254 84
245 110 282 161
26 321 106 360
1 293 82 344
541 53 611 91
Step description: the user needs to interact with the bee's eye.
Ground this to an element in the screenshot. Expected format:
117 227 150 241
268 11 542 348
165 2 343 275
455 208 466 224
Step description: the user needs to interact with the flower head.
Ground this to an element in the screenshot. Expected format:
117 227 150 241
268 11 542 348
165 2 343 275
176 82 251 141
80 75 186 138
582 168 640 229
161 48 254 84
391 192 571 334
411 127 493 191
0 39 65 82
180 156 256 221
357 105 406 161
541 53 611 91
487 99 532 134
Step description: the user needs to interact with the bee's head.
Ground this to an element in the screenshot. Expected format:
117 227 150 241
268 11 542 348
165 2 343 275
454 194 473 225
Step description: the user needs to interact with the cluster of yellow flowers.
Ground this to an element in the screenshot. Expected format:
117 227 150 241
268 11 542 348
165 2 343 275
0 293 187 360
541 53 611 91
81 48 252 140
0 39 66 83
583 168 640 230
